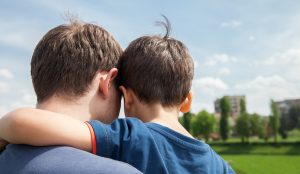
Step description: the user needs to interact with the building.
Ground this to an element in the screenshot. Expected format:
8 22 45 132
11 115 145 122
214 95 246 118
275 98 300 130
275 99 300 117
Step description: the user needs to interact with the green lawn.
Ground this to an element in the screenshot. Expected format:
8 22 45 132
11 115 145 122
222 155 300 174
211 136 300 143
208 138 300 173
210 143 300 155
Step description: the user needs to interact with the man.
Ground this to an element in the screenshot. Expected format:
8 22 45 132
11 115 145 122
0 20 141 174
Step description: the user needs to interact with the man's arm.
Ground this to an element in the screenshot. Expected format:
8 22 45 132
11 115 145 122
0 108 92 152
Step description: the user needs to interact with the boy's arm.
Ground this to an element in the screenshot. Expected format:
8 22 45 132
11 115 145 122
0 108 92 152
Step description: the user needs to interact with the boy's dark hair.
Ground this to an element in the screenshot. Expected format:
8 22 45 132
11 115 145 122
119 16 194 107
31 20 122 103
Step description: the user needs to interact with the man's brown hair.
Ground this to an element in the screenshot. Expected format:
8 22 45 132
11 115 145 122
119 17 194 107
31 20 122 103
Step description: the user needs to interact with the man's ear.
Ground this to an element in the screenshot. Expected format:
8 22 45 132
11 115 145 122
99 68 118 99
180 92 192 113
119 86 133 109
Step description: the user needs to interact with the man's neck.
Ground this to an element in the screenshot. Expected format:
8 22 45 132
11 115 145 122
36 96 92 121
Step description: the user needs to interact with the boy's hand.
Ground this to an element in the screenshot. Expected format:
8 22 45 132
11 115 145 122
0 139 8 152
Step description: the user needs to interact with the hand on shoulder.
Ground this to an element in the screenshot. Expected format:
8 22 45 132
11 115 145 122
0 139 8 152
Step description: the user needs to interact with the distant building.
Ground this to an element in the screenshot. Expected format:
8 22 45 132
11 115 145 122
275 99 300 117
214 95 246 118
275 98 300 130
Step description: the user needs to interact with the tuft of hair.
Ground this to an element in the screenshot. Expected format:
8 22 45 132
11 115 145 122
62 11 80 24
155 15 172 39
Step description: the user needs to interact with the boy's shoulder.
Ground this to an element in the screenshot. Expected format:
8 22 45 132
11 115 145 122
88 117 150 137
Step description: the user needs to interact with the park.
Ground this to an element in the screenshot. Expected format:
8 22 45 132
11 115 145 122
179 96 300 174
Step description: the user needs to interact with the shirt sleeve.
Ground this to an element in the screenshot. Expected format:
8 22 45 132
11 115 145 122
210 148 236 174
86 118 146 160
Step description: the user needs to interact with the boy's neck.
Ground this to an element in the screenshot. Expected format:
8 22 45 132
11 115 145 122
133 103 194 139
36 95 92 121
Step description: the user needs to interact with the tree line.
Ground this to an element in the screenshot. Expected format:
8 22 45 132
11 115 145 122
179 96 300 143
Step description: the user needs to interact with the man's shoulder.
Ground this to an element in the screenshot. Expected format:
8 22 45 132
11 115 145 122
0 144 141 174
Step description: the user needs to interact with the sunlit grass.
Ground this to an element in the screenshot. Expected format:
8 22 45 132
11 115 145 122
222 155 300 174
210 143 300 155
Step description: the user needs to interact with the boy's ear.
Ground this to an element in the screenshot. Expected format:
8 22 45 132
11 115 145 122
180 92 192 113
99 68 118 99
119 86 133 109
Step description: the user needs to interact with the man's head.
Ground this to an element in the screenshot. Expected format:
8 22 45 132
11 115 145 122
31 20 123 122
119 17 194 116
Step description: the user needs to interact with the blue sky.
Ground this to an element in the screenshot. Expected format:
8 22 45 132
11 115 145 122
1 0 300 116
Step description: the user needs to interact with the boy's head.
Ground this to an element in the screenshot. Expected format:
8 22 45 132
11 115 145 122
119 17 194 116
31 20 123 122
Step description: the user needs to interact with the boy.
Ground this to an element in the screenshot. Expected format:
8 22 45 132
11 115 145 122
0 18 234 174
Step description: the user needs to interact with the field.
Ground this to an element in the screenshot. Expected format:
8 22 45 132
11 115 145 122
209 142 300 174
210 142 300 155
222 155 300 174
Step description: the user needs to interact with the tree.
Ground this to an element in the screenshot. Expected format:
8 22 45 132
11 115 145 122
270 100 280 143
236 113 250 143
279 115 288 139
190 110 215 141
240 98 247 114
279 125 288 139
220 96 231 141
179 112 193 133
261 117 273 142
236 99 250 143
250 113 262 136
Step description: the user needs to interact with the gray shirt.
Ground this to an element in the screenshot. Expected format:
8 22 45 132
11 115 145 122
0 144 142 174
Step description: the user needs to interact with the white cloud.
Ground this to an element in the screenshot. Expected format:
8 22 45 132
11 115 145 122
0 82 10 93
0 68 14 79
204 53 237 66
0 106 7 117
194 77 229 91
234 75 300 115
0 30 36 52
22 93 36 104
218 67 231 76
191 77 229 113
0 89 36 118
254 48 300 82
221 20 242 28
0 17 42 52
262 48 300 66
10 91 36 108
191 75 300 115
249 35 255 41
191 101 214 113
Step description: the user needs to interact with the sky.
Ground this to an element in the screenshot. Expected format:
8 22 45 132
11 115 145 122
1 0 300 117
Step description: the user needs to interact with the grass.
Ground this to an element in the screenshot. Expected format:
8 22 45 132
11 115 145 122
206 134 300 173
209 141 300 174
222 155 300 174
210 136 300 143
210 142 300 155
